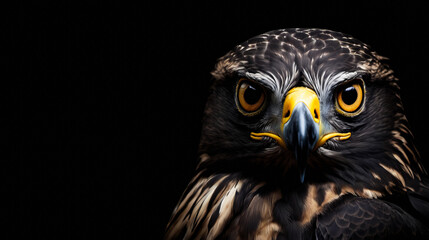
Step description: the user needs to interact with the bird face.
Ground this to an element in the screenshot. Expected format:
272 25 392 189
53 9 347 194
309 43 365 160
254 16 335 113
199 29 423 190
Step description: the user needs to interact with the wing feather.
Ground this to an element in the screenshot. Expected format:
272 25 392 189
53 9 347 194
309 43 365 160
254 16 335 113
316 196 428 239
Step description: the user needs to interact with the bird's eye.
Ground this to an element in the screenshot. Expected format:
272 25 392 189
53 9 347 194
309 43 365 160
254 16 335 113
336 80 365 116
236 79 266 115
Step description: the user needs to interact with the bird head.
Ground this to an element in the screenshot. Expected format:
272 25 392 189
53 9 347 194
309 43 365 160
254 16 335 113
198 29 425 193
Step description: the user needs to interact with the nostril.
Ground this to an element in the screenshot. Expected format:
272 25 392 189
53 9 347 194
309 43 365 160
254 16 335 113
284 110 290 118
314 109 318 119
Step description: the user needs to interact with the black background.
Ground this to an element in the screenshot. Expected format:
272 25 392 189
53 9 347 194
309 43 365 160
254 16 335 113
9 1 429 239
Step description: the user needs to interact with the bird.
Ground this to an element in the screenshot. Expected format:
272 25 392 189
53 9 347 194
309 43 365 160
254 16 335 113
164 28 429 239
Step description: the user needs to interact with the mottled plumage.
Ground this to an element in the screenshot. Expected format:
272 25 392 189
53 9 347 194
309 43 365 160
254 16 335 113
165 28 429 239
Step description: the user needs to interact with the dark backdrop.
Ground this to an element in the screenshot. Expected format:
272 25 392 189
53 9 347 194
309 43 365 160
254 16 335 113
10 1 429 239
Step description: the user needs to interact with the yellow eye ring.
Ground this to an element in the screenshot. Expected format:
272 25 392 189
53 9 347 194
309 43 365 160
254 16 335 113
236 79 266 116
336 80 365 116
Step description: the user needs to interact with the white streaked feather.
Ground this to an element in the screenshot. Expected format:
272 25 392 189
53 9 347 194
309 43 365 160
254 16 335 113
244 61 298 96
302 69 362 95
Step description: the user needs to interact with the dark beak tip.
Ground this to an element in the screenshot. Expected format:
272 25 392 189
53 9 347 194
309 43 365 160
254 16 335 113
300 167 307 183
283 102 319 183
283 103 319 153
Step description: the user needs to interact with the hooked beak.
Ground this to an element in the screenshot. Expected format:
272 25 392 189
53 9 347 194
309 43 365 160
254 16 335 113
251 87 350 183
283 87 320 183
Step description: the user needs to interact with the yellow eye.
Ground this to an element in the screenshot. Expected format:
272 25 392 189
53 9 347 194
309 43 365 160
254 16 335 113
236 79 266 115
337 81 364 115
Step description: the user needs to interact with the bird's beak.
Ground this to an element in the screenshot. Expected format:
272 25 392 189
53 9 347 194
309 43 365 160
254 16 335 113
251 87 350 183
282 87 320 182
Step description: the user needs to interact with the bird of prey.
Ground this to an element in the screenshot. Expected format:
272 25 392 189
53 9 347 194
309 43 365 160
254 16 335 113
165 28 429 239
